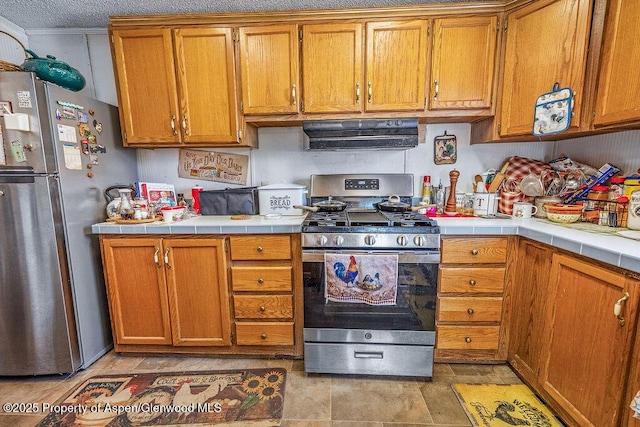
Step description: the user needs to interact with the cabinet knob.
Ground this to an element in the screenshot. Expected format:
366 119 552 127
467 308 474 315
261 333 267 340
469 279 476 286
465 337 472 343
256 246 264 252
257 278 264 284
259 306 266 312
471 249 479 255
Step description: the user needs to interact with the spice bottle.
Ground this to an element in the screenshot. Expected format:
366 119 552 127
609 177 625 200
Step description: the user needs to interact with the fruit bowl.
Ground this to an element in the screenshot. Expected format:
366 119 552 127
544 203 584 214
546 211 582 223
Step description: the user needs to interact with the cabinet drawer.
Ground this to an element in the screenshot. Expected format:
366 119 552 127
233 295 293 319
230 235 291 260
441 237 507 264
437 296 503 322
439 267 505 294
235 322 294 346
437 325 500 350
231 266 292 291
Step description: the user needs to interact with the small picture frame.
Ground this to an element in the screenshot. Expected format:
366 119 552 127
434 131 457 165
0 101 12 116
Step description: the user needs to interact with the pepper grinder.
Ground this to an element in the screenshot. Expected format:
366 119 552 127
445 169 459 213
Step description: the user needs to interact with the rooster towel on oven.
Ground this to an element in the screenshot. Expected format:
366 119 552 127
324 253 398 305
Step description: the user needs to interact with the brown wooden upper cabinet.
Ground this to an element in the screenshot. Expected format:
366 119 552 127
300 19 428 114
499 0 592 137
365 20 428 112
111 27 242 146
238 24 300 115
593 0 640 128
301 23 363 114
429 16 498 111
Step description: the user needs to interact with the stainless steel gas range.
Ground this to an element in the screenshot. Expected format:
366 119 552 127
302 174 440 378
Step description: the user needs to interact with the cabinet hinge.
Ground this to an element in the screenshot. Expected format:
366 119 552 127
427 23 431 37
110 34 114 44
299 28 303 42
503 20 508 33
123 130 127 141
232 30 239 42
240 101 244 113
497 122 501 134
230 332 235 344
223 240 228 252
592 111 596 124
300 99 305 112
238 129 242 141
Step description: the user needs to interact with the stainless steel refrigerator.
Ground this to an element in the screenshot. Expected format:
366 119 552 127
0 72 137 375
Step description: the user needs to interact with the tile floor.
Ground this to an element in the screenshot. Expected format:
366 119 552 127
0 351 525 426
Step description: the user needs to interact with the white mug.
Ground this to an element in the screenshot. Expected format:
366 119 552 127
513 202 538 218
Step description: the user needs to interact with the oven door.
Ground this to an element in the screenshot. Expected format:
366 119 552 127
302 250 438 334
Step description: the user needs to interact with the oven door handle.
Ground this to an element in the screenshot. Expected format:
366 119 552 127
302 250 440 263
354 351 384 359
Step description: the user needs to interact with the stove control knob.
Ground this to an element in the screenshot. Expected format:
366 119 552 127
317 235 328 246
364 235 376 246
396 235 409 246
413 235 425 246
333 235 344 246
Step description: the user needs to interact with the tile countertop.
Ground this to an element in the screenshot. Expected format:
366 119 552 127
91 214 640 274
91 214 308 235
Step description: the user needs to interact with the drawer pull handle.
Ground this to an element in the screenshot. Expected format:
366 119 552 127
465 337 472 343
471 249 479 255
259 306 266 312
354 351 383 359
469 280 476 286
467 308 474 315
256 246 264 253
261 333 267 339
257 278 265 284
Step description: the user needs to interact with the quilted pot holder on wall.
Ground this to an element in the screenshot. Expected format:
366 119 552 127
533 82 573 136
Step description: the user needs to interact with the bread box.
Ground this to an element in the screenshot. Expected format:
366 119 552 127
258 183 307 215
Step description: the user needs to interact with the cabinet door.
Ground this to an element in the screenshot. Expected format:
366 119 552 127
164 238 231 346
111 28 180 145
301 23 363 113
540 254 639 426
365 20 428 112
500 0 592 136
507 239 553 387
593 0 640 128
101 238 172 345
239 24 299 114
174 28 239 144
430 16 498 110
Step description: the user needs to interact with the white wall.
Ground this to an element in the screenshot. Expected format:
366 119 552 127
5 28 640 196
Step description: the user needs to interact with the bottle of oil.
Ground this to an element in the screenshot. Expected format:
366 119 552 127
422 176 431 203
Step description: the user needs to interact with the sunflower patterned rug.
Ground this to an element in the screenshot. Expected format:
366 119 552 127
37 368 286 426
452 383 564 427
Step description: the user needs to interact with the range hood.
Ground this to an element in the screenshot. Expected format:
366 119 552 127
303 118 419 151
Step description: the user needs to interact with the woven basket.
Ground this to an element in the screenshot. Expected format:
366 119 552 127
0 30 27 71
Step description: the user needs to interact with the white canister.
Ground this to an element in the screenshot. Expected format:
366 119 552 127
473 193 500 216
627 190 640 230
258 183 308 216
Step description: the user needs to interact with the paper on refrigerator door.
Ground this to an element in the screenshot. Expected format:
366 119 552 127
62 143 82 170
57 124 77 143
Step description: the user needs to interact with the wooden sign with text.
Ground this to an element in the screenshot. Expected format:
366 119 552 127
178 149 248 185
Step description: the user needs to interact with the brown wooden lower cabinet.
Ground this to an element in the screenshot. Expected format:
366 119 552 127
507 238 640 427
99 234 303 357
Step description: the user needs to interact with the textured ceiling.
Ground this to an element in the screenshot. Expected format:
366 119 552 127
2 0 495 30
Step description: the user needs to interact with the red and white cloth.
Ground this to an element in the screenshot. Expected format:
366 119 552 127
324 253 398 305
499 156 553 215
